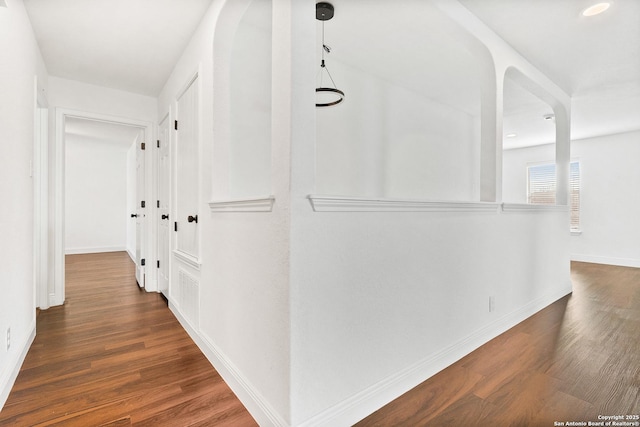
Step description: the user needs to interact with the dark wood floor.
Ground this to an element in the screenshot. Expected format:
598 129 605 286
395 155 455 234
1 256 639 426
357 262 640 426
0 252 257 426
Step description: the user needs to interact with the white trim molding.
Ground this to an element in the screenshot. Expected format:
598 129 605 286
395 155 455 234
173 249 201 270
65 246 128 255
208 196 275 213
571 254 640 269
501 203 569 213
308 195 500 213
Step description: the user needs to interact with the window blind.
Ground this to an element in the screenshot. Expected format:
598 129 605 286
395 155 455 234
569 162 580 231
527 161 580 231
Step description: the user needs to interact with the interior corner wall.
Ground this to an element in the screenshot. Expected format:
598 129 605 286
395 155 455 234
502 130 640 267
64 135 129 254
156 0 291 425
0 0 48 410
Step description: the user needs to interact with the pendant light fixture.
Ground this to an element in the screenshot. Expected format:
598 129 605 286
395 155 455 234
316 2 345 107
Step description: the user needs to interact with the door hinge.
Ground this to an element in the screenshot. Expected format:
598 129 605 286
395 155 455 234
141 258 146 266
157 200 160 208
174 221 178 232
157 260 160 268
174 120 178 130
141 142 146 150
157 139 160 148
141 201 146 208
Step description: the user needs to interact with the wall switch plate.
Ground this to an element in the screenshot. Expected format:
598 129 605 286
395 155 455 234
489 296 495 313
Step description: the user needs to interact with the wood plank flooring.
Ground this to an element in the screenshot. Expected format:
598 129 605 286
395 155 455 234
2 256 639 426
356 262 640 426
0 252 257 426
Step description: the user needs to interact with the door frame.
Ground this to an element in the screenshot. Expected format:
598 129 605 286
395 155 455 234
34 77 49 310
156 112 172 296
52 108 155 306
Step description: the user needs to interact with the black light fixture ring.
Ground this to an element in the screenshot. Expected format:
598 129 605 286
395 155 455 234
316 87 345 107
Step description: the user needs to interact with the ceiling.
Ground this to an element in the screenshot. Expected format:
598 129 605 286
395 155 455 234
23 0 214 97
325 0 640 148
459 0 640 148
23 0 640 147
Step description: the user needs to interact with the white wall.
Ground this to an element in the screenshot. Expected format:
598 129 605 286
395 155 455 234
290 207 570 424
64 135 129 254
503 130 640 267
0 0 48 409
49 77 157 123
229 0 272 198
316 59 480 200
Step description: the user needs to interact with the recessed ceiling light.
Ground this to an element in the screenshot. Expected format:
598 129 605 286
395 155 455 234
506 133 517 138
582 2 611 16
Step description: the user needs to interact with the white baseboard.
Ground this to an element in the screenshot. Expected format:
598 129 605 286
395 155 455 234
126 248 135 263
0 322 36 411
166 283 572 427
571 253 640 268
299 283 573 427
168 302 288 427
65 246 127 255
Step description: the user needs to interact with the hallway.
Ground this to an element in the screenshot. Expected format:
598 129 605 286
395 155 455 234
0 252 256 426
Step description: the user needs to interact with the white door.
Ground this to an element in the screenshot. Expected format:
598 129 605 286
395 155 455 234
175 77 199 258
157 116 170 294
135 130 145 286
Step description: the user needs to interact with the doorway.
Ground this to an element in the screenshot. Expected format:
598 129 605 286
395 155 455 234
52 109 155 306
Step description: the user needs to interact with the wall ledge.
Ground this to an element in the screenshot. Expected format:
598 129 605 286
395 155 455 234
308 195 500 213
501 203 569 213
173 250 201 270
209 196 275 213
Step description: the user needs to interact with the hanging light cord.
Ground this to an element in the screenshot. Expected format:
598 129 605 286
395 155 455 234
319 20 338 89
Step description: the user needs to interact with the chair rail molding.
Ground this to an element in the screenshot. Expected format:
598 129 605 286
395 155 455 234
308 195 501 213
208 196 275 213
501 203 569 213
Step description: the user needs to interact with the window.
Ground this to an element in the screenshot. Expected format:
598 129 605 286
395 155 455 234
527 161 580 231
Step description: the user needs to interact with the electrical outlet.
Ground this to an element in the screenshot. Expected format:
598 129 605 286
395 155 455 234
489 296 495 313
6 328 10 351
